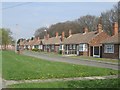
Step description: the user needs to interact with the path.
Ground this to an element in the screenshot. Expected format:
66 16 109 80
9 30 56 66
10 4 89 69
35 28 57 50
23 51 119 70
4 75 118 86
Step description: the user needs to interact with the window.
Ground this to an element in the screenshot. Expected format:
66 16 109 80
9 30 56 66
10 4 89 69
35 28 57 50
84 44 88 51
73 45 76 49
69 45 72 49
39 45 43 49
104 44 114 53
59 45 62 50
79 44 83 51
51 45 54 50
79 44 88 51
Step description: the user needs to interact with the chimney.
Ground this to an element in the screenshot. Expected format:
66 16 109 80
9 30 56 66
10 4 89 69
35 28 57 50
113 22 118 35
29 39 31 42
69 29 72 36
97 24 103 33
47 34 49 40
61 31 65 41
84 27 88 33
37 37 40 40
56 32 58 38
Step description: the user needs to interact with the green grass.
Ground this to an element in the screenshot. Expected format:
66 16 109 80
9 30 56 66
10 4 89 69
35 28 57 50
71 56 118 63
3 50 118 80
8 78 119 88
0 50 2 76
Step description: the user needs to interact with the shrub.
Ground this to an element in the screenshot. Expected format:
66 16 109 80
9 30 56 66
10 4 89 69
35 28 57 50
32 48 39 52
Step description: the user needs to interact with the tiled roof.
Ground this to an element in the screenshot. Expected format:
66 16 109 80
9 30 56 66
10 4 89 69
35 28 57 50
42 36 62 45
63 31 98 44
20 40 26 45
101 33 120 44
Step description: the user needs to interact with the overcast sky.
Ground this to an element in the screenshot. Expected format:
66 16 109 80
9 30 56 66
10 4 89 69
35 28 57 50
1 2 117 39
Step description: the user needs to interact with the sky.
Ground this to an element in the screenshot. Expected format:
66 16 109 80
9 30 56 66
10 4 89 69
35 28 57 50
1 2 117 39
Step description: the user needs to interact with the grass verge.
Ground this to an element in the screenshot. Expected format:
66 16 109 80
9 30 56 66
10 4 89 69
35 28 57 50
3 50 118 80
71 56 118 63
8 78 119 88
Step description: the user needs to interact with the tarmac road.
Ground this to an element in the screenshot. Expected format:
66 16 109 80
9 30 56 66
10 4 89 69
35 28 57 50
23 51 119 70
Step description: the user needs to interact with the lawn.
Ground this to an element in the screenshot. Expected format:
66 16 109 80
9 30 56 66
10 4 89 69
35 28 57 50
71 56 118 63
8 78 119 88
2 50 118 80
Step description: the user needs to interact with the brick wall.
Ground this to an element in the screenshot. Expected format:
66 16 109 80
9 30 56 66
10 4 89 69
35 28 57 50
102 44 119 59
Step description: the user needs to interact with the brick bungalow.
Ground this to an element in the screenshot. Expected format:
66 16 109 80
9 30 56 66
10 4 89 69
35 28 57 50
89 24 110 57
63 29 97 56
42 32 65 53
101 22 119 59
32 37 41 49
24 39 35 50
63 23 110 57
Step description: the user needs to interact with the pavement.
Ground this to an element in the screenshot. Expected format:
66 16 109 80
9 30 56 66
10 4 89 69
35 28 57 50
0 77 6 89
4 75 118 86
23 51 119 70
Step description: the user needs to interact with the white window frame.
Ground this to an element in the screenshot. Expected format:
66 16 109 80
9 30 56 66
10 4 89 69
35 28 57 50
79 44 88 52
104 44 114 53
51 45 54 50
73 44 76 49
59 44 64 50
79 44 83 51
84 44 88 51
38 45 42 49
69 44 72 49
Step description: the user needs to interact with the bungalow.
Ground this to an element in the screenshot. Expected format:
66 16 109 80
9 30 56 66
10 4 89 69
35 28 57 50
42 32 65 53
63 29 97 56
31 37 41 50
25 39 35 50
63 23 110 57
101 22 119 59
89 24 110 57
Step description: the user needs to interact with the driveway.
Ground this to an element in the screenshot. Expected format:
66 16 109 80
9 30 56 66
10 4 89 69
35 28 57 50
23 51 118 70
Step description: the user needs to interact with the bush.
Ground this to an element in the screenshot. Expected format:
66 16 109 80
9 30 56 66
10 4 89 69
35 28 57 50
59 50 62 54
32 48 39 52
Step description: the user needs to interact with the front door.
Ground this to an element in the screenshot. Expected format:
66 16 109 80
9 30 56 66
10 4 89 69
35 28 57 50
93 46 100 57
90 46 93 56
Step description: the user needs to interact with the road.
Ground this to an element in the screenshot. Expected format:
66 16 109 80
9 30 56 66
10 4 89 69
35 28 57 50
23 51 119 70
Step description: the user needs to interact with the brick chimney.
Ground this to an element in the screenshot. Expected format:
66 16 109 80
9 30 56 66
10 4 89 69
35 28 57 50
84 27 88 33
113 22 118 35
56 32 58 38
37 37 40 40
97 24 103 33
29 39 31 42
61 31 65 41
47 34 49 40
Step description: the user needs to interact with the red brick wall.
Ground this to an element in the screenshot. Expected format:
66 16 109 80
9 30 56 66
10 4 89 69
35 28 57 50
102 44 119 59
79 51 89 56
54 45 60 53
